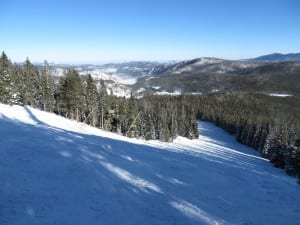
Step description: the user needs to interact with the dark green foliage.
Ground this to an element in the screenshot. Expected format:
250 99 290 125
57 69 85 121
9 64 23 105
0 51 13 103
294 140 300 181
83 94 199 141
144 114 155 140
183 92 300 179
40 61 56 112
85 74 99 126
22 58 42 107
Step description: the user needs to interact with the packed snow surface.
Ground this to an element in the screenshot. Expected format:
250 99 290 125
0 103 299 225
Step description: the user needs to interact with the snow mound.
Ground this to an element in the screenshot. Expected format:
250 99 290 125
0 103 299 225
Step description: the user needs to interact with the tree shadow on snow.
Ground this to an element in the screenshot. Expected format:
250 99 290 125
1 109 299 225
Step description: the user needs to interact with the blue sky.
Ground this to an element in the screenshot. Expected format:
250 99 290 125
1 0 300 63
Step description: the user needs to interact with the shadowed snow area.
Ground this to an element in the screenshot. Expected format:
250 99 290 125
0 103 299 225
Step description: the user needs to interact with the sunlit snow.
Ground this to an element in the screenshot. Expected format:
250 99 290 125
1 103 299 225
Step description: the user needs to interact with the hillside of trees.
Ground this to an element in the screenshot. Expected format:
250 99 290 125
132 59 300 97
0 51 299 181
182 93 300 179
0 52 198 142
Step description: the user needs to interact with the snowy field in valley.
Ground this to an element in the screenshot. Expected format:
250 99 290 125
0 103 299 225
267 93 293 97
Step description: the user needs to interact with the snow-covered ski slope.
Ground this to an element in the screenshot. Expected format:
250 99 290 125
0 103 299 225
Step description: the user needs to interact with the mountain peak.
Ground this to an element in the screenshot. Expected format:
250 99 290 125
250 53 300 62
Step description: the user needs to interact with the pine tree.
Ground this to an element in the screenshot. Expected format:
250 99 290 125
40 60 56 112
144 113 155 140
0 51 13 103
58 69 85 121
9 64 22 105
85 74 99 126
22 58 42 107
98 79 107 129
267 128 286 168
125 95 139 137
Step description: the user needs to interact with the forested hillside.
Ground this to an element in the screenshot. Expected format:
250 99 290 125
183 93 300 179
0 52 198 141
133 59 300 96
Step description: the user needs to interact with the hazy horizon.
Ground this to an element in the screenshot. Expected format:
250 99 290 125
3 52 300 65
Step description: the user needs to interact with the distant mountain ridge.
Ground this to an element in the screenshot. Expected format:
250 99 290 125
132 57 300 97
249 53 300 62
40 53 300 98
